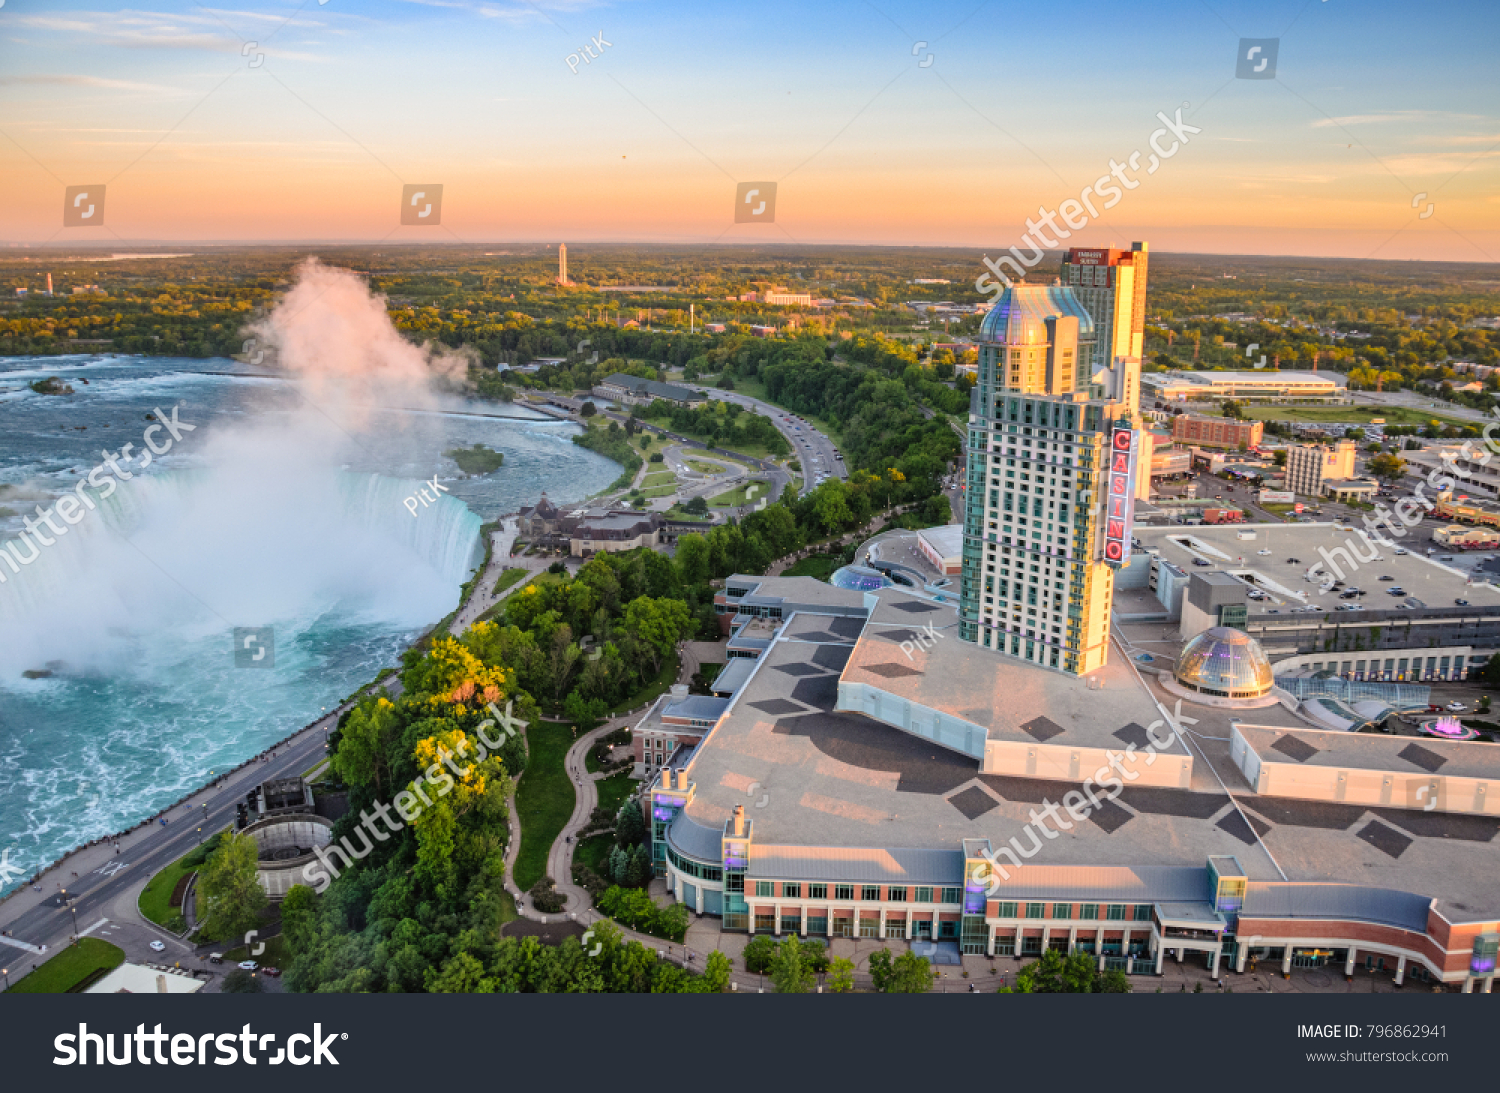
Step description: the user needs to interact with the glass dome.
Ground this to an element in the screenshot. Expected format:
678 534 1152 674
978 284 1096 343
829 565 892 592
1173 627 1274 699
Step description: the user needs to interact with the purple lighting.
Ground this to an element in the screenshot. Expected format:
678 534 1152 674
1420 717 1479 741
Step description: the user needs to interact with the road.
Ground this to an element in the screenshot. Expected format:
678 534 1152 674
690 385 846 494
0 700 346 973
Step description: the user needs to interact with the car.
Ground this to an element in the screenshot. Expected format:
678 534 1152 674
149 940 166 953
1446 702 1468 713
1247 590 1267 600
1287 557 1301 564
239 960 258 971
262 967 282 979
1388 587 1406 595
1394 548 1408 555
1192 558 1211 567
1257 549 1271 555
1456 598 1470 606
208 953 224 964
1379 575 1394 581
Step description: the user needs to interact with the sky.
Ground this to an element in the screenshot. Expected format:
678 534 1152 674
0 0 1497 262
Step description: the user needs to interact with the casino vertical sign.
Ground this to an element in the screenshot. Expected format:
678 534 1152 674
1103 424 1138 566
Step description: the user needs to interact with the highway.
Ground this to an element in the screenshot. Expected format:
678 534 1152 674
692 385 847 494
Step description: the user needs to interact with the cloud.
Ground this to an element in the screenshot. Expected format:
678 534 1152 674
1311 110 1482 129
0 75 188 94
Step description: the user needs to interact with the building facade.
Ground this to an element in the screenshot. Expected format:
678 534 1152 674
959 283 1139 676
1143 371 1346 404
1171 414 1264 449
1285 439 1357 497
1060 242 1149 375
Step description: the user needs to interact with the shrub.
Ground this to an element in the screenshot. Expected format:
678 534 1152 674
649 452 664 463
529 876 566 913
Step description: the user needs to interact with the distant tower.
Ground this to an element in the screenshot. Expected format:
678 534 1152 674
557 244 568 286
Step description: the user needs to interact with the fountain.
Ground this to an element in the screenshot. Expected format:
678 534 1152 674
1419 715 1479 741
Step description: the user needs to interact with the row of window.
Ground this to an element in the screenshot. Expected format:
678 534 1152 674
750 881 963 903
992 902 1155 922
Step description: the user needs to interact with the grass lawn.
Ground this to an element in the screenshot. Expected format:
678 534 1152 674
493 567 530 596
640 471 676 487
710 480 769 507
6 938 124 993
139 838 217 932
1244 404 1478 430
595 771 640 817
221 934 291 968
685 458 727 474
512 721 577 891
631 482 677 499
662 504 711 522
780 553 843 581
575 832 615 876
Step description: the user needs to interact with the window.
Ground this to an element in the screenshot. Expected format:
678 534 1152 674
835 884 854 901
1025 902 1046 919
1052 903 1072 920
888 886 907 902
806 915 828 934
754 881 773 898
996 901 1017 918
1133 904 1154 922
782 882 801 899
1080 903 1098 920
861 885 882 902
808 883 827 900
1106 904 1126 921
915 886 934 904
940 887 962 904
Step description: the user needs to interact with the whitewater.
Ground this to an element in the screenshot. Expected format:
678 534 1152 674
0 351 617 893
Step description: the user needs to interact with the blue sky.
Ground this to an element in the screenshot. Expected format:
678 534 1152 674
0 0 1496 260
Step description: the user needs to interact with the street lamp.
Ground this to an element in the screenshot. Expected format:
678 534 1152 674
2 967 8 990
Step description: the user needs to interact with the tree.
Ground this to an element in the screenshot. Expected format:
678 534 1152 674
279 884 319 957
624 845 650 887
1003 949 1126 993
675 531 711 584
197 832 268 943
332 696 401 797
827 955 856 992
564 689 607 734
742 934 776 974
609 845 629 885
1273 449 1288 468
615 799 646 847
622 596 694 674
580 401 597 418
702 950 732 993
222 967 264 994
870 950 933 993
684 494 709 516
1368 452 1407 482
769 936 816 993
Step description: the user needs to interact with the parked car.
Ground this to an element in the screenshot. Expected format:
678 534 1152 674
262 967 282 979
1446 702 1468 713
1379 575 1394 581
149 940 166 953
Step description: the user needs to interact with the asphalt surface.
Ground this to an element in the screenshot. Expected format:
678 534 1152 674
689 385 846 494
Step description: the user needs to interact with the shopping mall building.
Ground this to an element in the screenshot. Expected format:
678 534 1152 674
642 573 1500 989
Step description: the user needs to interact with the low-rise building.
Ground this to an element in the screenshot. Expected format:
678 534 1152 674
1171 414 1263 450
593 373 705 408
1285 439 1356 497
1144 370 1347 405
570 511 662 556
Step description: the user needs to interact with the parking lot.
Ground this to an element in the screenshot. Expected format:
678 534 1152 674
1133 522 1500 614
